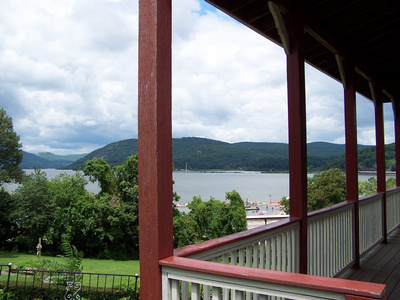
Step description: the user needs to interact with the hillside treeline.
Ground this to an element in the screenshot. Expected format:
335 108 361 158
61 137 394 172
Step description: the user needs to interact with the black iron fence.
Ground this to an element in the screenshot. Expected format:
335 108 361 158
0 263 139 300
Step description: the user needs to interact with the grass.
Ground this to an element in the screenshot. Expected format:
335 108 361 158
0 251 140 275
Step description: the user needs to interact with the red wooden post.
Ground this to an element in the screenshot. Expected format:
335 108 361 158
138 0 173 299
286 13 308 274
374 92 387 243
343 59 360 269
392 100 400 187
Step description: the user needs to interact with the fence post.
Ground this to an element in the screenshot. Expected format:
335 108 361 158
6 263 11 291
134 274 139 298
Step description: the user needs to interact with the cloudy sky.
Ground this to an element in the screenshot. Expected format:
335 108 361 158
0 0 395 155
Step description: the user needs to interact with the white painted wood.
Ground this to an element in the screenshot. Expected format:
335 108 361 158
268 1 290 55
246 245 252 268
162 271 172 300
358 195 383 255
213 286 222 300
266 237 271 270
181 281 189 300
239 248 245 267
161 266 346 300
253 243 259 269
387 190 400 233
308 204 354 277
260 241 265 269
191 283 200 300
232 250 238 266
171 280 179 300
204 285 211 300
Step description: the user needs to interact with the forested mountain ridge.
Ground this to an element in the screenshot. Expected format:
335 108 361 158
21 137 393 171
61 137 379 172
20 152 87 169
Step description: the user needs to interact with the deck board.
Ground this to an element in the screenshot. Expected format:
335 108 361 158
340 228 400 300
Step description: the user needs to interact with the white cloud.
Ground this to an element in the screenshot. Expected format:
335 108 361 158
0 0 393 156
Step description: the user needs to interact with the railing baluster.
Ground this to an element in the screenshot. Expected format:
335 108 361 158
191 282 200 300
232 250 238 266
246 245 252 268
213 286 222 300
266 237 271 270
276 235 282 272
182 281 189 300
170 279 179 300
204 285 211 300
239 248 245 266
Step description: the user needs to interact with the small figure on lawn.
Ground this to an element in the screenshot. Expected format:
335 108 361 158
36 238 42 262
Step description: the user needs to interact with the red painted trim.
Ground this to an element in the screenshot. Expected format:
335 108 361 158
138 0 173 299
343 60 358 201
160 256 386 299
375 96 386 193
343 59 360 269
174 218 301 257
286 11 308 274
346 296 386 300
375 94 387 243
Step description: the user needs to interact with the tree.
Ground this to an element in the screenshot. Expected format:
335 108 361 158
174 190 247 247
280 168 347 213
0 188 15 249
45 172 90 253
0 108 24 185
10 170 54 251
358 176 396 197
83 158 112 194
82 155 140 259
307 168 347 211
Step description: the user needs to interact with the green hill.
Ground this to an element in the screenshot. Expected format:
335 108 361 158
22 137 390 172
62 137 375 172
20 152 87 169
325 143 396 171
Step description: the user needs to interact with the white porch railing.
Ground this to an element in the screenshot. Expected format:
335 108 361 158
386 187 400 233
308 203 354 277
164 188 400 300
358 194 384 255
176 218 300 273
160 256 386 300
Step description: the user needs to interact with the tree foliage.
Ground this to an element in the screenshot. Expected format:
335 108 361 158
358 176 396 197
307 168 347 211
6 156 140 259
173 190 247 247
280 169 398 214
0 108 24 185
280 169 346 213
10 170 54 249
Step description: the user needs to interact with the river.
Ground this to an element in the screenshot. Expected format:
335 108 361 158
4 169 380 214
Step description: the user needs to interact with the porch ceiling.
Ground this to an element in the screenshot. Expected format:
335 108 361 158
205 0 400 103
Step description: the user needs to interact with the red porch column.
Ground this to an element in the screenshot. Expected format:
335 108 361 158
392 100 400 187
286 13 308 274
374 91 387 243
138 0 173 299
343 59 360 269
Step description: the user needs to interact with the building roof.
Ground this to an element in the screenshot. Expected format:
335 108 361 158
205 0 400 103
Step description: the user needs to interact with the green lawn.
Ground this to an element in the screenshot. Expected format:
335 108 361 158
0 251 140 275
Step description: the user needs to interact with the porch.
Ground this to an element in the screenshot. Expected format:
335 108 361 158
137 0 400 299
341 227 400 299
159 188 399 299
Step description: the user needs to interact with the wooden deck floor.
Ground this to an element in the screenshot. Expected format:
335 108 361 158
339 228 400 300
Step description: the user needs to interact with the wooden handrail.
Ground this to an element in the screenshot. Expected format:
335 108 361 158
160 256 386 299
174 217 301 258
